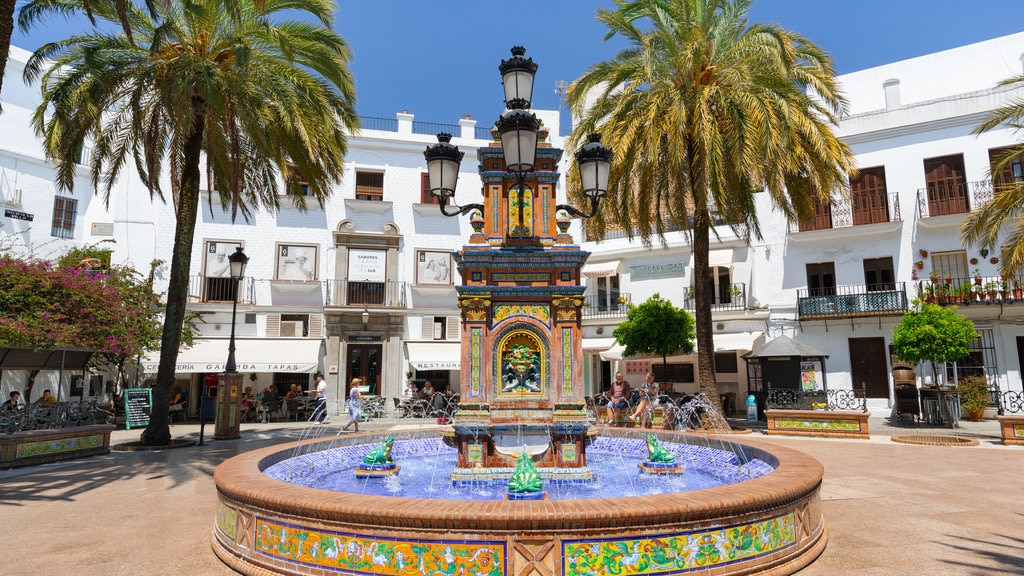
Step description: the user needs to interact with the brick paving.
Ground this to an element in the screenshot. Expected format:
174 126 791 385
0 413 1021 576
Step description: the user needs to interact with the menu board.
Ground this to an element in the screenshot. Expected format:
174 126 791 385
124 388 152 430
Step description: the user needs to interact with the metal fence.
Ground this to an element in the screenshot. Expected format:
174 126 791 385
0 400 104 433
766 388 867 412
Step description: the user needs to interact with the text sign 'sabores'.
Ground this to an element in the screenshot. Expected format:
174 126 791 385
124 388 152 430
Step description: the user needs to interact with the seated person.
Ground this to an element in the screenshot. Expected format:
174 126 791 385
260 384 278 401
403 380 418 398
629 373 660 427
422 381 436 397
35 389 58 404
171 387 187 405
240 386 256 420
604 372 631 426
2 391 22 410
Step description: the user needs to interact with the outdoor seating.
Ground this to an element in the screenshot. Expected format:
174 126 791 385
894 384 920 422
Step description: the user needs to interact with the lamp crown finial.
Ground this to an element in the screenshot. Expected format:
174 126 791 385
436 132 453 143
510 46 526 56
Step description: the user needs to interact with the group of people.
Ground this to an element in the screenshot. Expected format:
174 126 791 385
605 371 661 428
2 389 57 410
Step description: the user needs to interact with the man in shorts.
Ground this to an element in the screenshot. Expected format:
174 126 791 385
605 372 631 426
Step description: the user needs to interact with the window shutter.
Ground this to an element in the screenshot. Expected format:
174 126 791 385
446 316 460 341
266 313 281 337
421 317 434 340
308 314 324 338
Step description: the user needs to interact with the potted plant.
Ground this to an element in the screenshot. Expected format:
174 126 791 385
929 269 940 284
920 284 935 304
684 286 695 301
1013 278 1023 300
914 260 924 270
919 249 928 258
972 268 983 285
957 375 990 421
985 280 1001 300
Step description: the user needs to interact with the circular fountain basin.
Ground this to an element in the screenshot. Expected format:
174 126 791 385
212 429 826 576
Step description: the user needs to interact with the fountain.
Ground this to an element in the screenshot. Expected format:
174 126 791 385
211 47 827 576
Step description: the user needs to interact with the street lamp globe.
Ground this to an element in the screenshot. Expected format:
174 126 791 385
228 246 249 280
499 46 537 110
424 133 465 204
576 134 613 201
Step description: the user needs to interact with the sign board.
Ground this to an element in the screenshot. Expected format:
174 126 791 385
630 261 686 280
124 388 152 430
350 335 382 342
348 248 386 282
4 209 34 221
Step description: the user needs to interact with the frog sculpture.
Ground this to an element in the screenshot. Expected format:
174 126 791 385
644 433 675 463
507 453 543 493
363 436 395 465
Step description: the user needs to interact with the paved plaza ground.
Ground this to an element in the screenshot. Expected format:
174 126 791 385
1 414 1022 576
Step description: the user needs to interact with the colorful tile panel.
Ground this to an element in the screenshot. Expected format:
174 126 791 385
492 304 550 326
562 327 573 396
563 513 796 575
773 417 862 432
471 327 482 397
15 434 103 459
217 503 238 541
254 518 506 576
1012 423 1024 439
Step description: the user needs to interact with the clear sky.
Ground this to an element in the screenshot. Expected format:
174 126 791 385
9 0 1024 129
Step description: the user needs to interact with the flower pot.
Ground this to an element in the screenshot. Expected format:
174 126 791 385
965 407 986 421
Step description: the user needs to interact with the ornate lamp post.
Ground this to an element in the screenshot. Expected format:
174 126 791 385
214 246 249 440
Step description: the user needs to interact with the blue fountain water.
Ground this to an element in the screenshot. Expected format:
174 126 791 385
264 436 774 501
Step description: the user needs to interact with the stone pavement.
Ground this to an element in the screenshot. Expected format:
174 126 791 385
0 413 1021 576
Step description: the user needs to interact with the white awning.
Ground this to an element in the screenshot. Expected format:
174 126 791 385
582 337 617 352
406 341 462 371
713 331 765 351
600 343 626 361
141 338 323 373
581 260 621 277
708 249 735 268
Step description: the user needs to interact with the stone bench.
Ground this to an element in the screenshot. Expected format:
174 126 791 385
996 414 1024 446
0 424 115 469
596 406 668 428
764 409 870 439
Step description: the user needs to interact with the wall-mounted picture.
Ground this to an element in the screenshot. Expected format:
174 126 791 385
277 244 317 280
204 240 241 278
417 250 452 285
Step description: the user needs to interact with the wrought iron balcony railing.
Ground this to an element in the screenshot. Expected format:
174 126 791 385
916 275 1024 306
683 283 747 312
915 179 994 219
797 283 908 320
581 294 631 319
187 275 255 304
790 191 902 233
325 280 408 308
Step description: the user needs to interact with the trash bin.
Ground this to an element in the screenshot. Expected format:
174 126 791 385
746 394 758 421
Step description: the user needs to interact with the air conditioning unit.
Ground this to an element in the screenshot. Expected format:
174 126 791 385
279 321 304 337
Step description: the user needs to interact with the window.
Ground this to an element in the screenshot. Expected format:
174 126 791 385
850 166 890 225
714 353 738 374
283 164 313 197
276 244 317 281
863 257 895 291
279 314 309 337
347 248 386 305
930 250 968 282
806 262 836 296
923 154 968 216
273 373 310 391
51 196 77 238
595 275 620 311
355 171 384 201
420 173 440 204
989 146 1024 190
704 266 734 304
653 363 695 383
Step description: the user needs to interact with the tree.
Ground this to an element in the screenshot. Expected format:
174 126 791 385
959 73 1024 275
0 0 13 112
20 0 358 445
891 302 978 387
565 0 854 418
612 293 695 368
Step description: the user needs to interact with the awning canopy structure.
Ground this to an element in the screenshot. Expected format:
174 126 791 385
581 259 621 278
0 347 98 370
142 338 323 373
406 341 462 371
582 337 617 352
708 249 735 268
600 343 626 361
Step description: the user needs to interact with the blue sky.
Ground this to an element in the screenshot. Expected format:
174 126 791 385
10 0 1024 129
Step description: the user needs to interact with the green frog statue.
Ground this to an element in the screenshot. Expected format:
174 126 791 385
363 436 395 465
644 433 675 464
507 453 543 494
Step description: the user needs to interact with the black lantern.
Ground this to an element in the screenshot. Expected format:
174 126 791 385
224 246 249 373
499 46 537 110
557 134 613 219
424 133 481 217
495 108 541 175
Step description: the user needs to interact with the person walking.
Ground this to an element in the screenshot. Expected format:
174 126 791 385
313 373 329 424
342 378 363 432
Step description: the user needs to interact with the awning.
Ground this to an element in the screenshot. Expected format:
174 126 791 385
708 249 734 268
141 338 323 373
581 259 621 277
600 343 626 361
406 341 462 371
582 337 617 352
713 331 765 351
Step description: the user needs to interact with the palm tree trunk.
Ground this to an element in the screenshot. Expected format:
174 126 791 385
0 0 15 112
140 107 205 445
692 205 723 423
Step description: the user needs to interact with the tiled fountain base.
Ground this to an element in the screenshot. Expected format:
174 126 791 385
212 429 826 576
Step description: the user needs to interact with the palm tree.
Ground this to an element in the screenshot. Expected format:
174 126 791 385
0 0 14 111
960 74 1024 275
20 0 358 445
566 0 854 416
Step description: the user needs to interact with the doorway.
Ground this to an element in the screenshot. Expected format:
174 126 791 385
346 344 381 395
848 337 889 398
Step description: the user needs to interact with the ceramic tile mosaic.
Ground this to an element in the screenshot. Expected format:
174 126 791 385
15 434 104 459
773 417 862 432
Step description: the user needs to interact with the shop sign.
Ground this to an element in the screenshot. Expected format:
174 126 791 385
630 261 685 279
4 209 33 221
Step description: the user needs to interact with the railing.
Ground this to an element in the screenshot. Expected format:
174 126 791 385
915 180 993 218
325 280 408 308
358 116 398 132
187 275 255 304
683 283 747 312
765 388 867 412
999 390 1024 414
916 275 1024 306
356 115 496 142
797 283 907 319
475 125 495 140
790 191 902 232
412 120 460 136
0 400 102 433
581 294 630 319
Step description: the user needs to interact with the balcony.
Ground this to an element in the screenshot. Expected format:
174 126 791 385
789 191 902 233
188 275 255 304
916 180 993 219
325 280 408 309
916 275 1024 307
797 283 908 320
683 283 747 312
581 294 631 319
